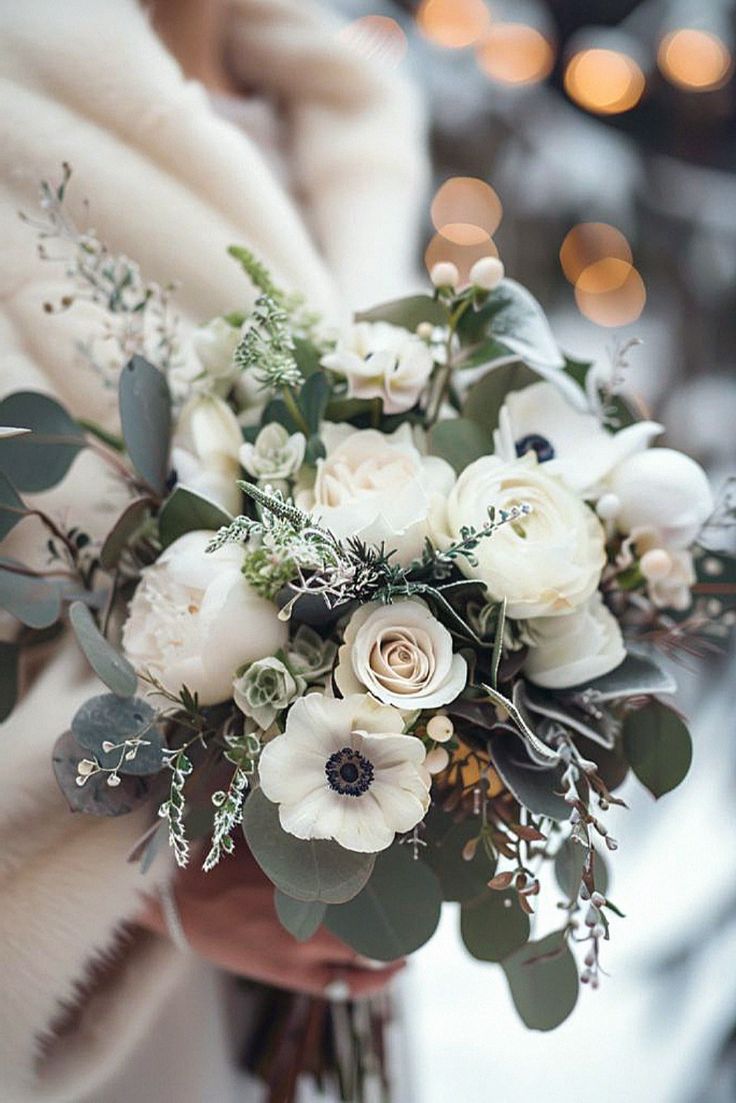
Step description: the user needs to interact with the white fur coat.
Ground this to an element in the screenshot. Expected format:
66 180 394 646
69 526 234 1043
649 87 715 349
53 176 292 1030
0 2 427 1099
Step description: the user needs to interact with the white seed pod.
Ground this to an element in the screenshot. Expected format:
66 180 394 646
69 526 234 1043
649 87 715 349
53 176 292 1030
430 261 459 290
107 773 122 788
425 746 450 775
596 493 621 522
427 714 454 743
469 255 504 291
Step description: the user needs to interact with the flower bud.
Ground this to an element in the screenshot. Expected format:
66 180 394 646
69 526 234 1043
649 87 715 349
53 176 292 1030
596 493 621 522
469 256 504 291
416 321 434 340
640 548 672 581
430 261 460 290
427 714 454 743
425 746 450 775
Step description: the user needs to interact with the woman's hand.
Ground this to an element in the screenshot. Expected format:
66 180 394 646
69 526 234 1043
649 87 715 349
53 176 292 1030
138 844 403 999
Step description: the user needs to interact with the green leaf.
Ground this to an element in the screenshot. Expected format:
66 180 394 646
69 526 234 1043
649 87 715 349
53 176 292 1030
99 497 152 570
488 732 570 821
158 486 233 548
0 471 27 541
356 294 449 330
460 890 530 963
324 844 442 961
554 839 609 900
422 807 496 903
502 930 579 1031
458 279 563 370
623 700 692 798
428 417 490 475
242 788 375 904
0 391 86 491
0 567 62 628
52 729 155 816
71 693 165 775
481 682 560 764
118 356 172 495
274 891 326 941
564 650 677 700
0 641 19 722
69 601 138 697
298 370 330 435
293 338 322 380
463 361 539 433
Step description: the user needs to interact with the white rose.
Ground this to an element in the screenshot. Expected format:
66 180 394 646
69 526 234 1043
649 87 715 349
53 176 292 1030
494 381 662 494
172 393 243 514
240 423 306 482
122 530 286 705
434 453 606 619
334 599 467 710
295 423 455 565
321 321 434 415
522 594 626 689
606 447 714 549
192 317 241 388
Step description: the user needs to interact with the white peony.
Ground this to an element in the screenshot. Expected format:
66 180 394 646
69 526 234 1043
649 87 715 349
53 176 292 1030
239 423 306 483
122 530 286 705
522 594 626 689
172 393 243 514
493 381 662 495
321 321 434 415
606 447 714 549
433 453 606 619
295 423 455 565
258 693 430 853
334 599 467 710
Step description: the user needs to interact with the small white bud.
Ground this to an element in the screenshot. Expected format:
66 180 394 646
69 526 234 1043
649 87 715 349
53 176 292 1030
107 773 122 788
425 746 450 775
640 548 672 582
584 949 596 967
592 923 606 939
101 741 115 753
416 321 434 340
77 759 97 777
591 891 606 907
427 715 454 743
469 255 504 291
596 493 620 522
430 261 459 290
75 775 88 787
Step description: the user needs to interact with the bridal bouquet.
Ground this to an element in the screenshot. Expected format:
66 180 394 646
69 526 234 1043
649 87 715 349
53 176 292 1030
2 169 734 1055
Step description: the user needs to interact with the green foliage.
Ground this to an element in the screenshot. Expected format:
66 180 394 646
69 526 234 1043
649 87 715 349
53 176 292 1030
460 889 530 963
428 417 490 474
457 279 563 371
118 356 172 496
298 370 330 435
481 683 560 764
52 729 154 816
0 471 27 541
623 700 692 798
356 294 449 330
0 641 19 722
99 497 152 570
243 788 375 904
567 650 677 700
0 566 62 628
158 486 233 548
463 362 539 433
324 844 443 961
69 601 138 697
71 693 165 775
502 930 579 1031
228 244 283 300
554 838 609 900
488 732 570 820
233 296 301 390
422 808 496 903
0 391 86 491
274 891 326 942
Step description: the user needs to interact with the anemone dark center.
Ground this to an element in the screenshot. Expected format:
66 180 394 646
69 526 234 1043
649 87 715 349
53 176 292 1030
515 433 555 463
325 746 374 797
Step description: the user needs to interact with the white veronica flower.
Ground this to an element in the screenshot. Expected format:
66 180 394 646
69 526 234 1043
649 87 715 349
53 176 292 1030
321 321 434 415
239 423 306 482
258 693 430 853
295 423 455 565
493 381 662 495
522 594 626 689
172 393 243 514
335 599 467 710
606 447 714 549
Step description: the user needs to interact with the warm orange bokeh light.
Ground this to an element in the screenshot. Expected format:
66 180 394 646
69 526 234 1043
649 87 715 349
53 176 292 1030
416 0 491 50
425 232 499 285
476 23 555 85
559 223 633 285
337 15 408 67
658 28 733 92
575 261 646 327
430 177 503 245
564 48 646 114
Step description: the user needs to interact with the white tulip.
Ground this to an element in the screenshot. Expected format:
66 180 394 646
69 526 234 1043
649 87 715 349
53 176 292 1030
172 393 243 514
322 321 435 415
122 531 287 705
607 448 714 549
522 594 626 689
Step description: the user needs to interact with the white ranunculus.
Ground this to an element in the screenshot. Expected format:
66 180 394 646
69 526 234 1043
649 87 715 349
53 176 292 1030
433 453 606 619
172 393 244 514
335 599 467 709
522 594 626 689
493 381 662 495
321 321 434 415
192 317 241 388
606 448 714 549
239 423 306 482
122 530 286 705
295 423 455 565
258 693 430 853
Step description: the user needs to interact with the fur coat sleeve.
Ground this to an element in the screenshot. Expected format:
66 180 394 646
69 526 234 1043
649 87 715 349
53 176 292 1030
0 2 428 1098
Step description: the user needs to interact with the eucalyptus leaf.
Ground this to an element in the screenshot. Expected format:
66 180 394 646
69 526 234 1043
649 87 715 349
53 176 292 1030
69 601 138 697
324 844 442 961
422 807 496 903
100 497 151 570
459 279 564 371
71 693 164 775
428 417 490 475
356 294 449 330
502 930 579 1031
623 700 692 798
521 681 616 749
52 729 155 816
292 337 322 379
554 839 609 900
0 471 27 541
566 650 677 701
298 370 330 435
0 567 62 628
0 641 19 722
274 891 326 942
488 731 570 821
242 788 375 904
460 889 530 963
158 486 232 548
118 356 172 495
463 361 539 433
0 391 86 491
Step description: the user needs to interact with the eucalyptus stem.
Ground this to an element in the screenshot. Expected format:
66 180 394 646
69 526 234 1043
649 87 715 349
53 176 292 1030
425 296 473 427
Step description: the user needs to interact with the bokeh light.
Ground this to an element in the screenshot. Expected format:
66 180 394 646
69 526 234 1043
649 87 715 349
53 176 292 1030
431 177 503 246
416 0 491 50
337 15 408 68
658 28 733 92
559 222 633 285
575 260 646 327
425 232 499 286
476 23 555 86
564 48 646 114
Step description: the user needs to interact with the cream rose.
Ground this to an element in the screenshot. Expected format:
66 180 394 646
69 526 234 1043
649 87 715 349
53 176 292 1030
321 321 434 415
335 599 467 709
122 530 286 705
172 393 243 514
295 423 455 564
522 594 626 689
433 453 606 619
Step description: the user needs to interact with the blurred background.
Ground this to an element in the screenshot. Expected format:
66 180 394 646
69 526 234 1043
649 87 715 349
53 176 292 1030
326 2 736 1101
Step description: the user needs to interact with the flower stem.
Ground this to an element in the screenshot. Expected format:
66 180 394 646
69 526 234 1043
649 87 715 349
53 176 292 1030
281 385 310 437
